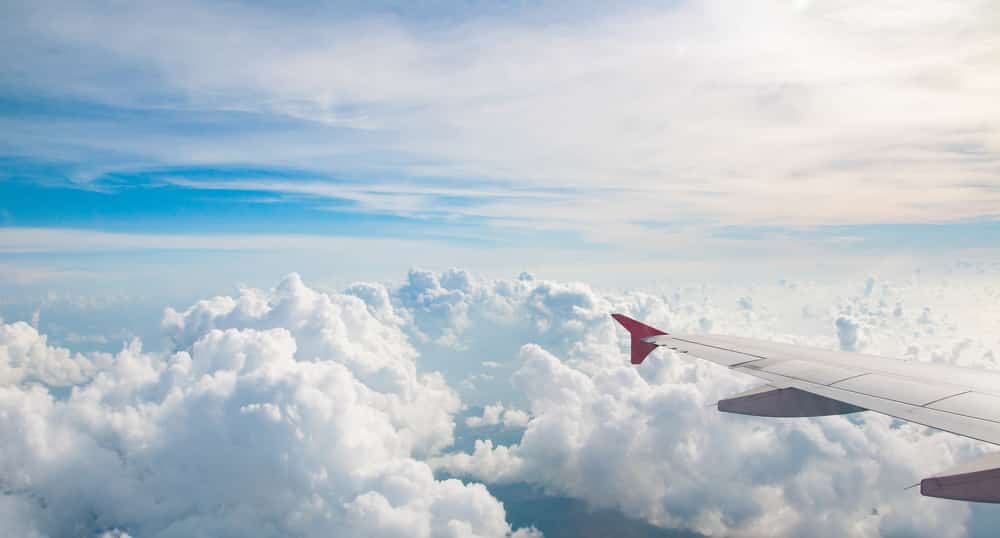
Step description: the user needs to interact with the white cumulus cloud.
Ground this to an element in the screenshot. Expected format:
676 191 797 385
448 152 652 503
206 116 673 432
0 321 105 386
4 268 1000 537
0 273 539 538
465 403 530 429
418 269 1000 537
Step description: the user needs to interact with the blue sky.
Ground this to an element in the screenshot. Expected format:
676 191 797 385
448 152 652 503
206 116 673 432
2 0 998 345
0 0 998 312
2 0 998 276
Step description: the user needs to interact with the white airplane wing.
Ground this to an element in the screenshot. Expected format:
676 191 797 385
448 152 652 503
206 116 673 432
612 313 1000 503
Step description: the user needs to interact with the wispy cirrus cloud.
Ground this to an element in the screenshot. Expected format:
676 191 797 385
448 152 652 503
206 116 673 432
2 0 999 245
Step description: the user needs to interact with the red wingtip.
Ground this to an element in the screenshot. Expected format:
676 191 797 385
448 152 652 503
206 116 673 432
611 314 667 364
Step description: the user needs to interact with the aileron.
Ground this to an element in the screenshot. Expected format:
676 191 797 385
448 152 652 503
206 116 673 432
832 373 967 407
929 392 1000 424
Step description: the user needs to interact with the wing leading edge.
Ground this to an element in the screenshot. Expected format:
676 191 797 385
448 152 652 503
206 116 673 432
612 313 1000 503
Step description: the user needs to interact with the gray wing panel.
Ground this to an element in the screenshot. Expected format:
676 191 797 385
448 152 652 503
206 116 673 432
744 369 1000 446
831 374 966 407
672 333 1000 397
747 359 865 386
653 336 760 367
656 333 1000 446
929 392 1000 424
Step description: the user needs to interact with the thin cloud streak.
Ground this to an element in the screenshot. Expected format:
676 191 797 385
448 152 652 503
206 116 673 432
2 0 999 238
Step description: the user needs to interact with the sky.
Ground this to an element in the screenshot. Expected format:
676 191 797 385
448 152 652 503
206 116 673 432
2 1 1000 537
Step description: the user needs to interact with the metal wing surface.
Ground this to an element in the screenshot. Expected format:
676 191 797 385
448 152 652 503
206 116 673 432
612 313 1000 503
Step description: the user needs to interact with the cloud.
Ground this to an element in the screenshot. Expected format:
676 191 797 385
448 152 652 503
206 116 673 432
466 403 505 428
0 273 538 537
465 403 530 429
411 269 999 537
0 320 104 386
835 316 863 351
435 342 981 537
501 409 530 429
0 262 92 284
3 267 1000 537
2 0 999 242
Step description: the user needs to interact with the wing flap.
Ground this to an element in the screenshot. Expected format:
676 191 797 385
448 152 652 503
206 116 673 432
929 392 1000 424
831 373 967 407
747 359 865 386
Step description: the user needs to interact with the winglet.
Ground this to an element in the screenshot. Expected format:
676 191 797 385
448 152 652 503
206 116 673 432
611 314 667 364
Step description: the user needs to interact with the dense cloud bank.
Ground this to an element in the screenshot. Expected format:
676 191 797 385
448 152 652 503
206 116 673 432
1 274 538 538
3 269 999 537
387 269 999 537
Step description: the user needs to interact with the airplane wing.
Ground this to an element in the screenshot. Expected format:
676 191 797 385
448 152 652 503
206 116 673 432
612 313 1000 504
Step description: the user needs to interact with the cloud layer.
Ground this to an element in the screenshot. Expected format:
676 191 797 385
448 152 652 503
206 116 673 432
390 269 999 536
0 273 538 537
3 268 999 537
